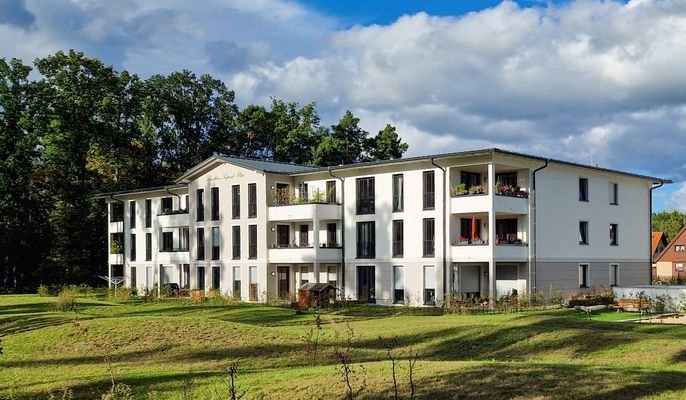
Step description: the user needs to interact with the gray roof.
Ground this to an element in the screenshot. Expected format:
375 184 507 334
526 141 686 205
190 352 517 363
93 184 188 200
215 154 316 174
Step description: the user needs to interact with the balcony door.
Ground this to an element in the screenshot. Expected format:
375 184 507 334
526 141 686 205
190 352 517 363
357 266 375 303
277 266 290 298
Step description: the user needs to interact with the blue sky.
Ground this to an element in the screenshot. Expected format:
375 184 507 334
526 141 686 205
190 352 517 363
0 0 681 211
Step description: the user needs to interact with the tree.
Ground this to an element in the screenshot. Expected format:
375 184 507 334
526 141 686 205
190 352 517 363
652 210 686 242
330 110 371 165
370 124 408 160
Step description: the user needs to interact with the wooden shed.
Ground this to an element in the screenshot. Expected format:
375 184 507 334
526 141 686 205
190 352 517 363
298 283 336 308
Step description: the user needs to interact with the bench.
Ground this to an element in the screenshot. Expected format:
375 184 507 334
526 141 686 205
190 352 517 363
615 298 652 313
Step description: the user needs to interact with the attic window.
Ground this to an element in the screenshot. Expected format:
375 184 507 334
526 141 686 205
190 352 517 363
676 245 685 252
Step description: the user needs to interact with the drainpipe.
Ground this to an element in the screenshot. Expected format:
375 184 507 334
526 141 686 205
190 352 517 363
165 186 183 211
530 159 549 297
430 158 447 305
110 194 126 289
328 168 345 297
650 180 665 284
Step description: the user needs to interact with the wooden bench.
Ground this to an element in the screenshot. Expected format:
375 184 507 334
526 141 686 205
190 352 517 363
616 298 652 312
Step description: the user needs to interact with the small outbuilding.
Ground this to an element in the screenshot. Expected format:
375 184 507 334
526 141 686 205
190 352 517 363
298 283 336 308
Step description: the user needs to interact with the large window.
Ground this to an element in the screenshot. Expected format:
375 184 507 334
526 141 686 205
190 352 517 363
300 266 310 287
579 264 589 288
145 199 152 227
161 197 173 214
460 218 482 240
130 234 136 261
249 266 258 301
327 265 337 287
232 185 240 219
579 178 589 202
393 266 405 304
423 218 435 257
461 171 481 188
356 177 375 214
579 221 589 245
233 266 241 299
232 226 241 259
392 220 403 258
276 225 289 247
211 187 219 220
129 201 136 229
326 180 336 203
356 221 375 258
610 223 618 246
327 223 337 247
300 182 309 202
197 266 205 290
423 171 435 210
130 267 137 288
299 224 309 247
496 219 518 243
145 233 152 261
211 227 220 260
211 266 221 290
248 183 257 218
496 172 517 187
109 233 122 254
196 228 205 260
610 264 619 286
110 203 123 222
424 266 436 305
609 182 618 205
162 232 173 252
196 189 204 221
248 225 257 259
392 174 403 212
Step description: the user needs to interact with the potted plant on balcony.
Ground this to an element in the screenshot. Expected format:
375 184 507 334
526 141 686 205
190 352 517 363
516 188 529 198
312 188 326 204
457 236 470 245
469 185 484 194
452 183 468 196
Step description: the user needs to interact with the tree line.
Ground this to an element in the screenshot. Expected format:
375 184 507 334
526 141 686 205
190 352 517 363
0 50 408 290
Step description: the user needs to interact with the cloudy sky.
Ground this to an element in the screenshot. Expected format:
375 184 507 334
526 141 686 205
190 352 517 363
2 0 685 211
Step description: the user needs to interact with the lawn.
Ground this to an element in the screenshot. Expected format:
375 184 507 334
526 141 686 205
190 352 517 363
1 294 686 399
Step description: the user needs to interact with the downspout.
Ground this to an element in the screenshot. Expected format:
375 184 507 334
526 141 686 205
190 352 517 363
650 180 665 284
110 194 125 290
430 158 447 305
328 168 345 297
165 186 183 211
530 159 549 297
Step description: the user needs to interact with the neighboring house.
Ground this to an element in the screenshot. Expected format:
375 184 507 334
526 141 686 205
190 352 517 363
99 148 667 305
651 231 669 280
654 226 686 281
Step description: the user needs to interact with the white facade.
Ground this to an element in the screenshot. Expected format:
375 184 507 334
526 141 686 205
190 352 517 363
103 149 662 305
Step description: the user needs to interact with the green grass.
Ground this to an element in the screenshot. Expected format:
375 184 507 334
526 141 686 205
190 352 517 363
1 294 686 399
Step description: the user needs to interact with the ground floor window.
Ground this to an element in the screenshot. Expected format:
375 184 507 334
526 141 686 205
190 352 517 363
327 265 337 287
197 266 205 290
424 265 436 305
146 266 153 290
300 266 310 287
393 266 405 304
579 264 589 288
249 266 258 301
233 266 241 299
357 266 375 303
610 264 619 286
130 267 137 289
212 266 221 290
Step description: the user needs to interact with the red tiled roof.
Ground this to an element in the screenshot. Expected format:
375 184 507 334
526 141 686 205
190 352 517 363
652 232 665 255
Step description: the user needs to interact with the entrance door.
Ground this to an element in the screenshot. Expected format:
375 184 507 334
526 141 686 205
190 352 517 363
357 266 375 303
277 266 290 298
461 264 481 297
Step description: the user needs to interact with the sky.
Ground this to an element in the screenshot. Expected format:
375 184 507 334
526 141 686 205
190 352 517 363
1 0 684 211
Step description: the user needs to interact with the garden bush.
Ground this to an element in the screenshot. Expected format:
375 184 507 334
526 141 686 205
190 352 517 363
52 287 78 311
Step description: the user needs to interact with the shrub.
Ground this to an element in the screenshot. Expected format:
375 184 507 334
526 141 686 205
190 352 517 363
37 284 50 297
111 287 134 302
567 286 614 307
53 287 78 311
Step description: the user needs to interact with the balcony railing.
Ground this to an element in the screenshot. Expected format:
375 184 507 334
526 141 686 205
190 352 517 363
494 185 529 198
452 239 488 246
270 243 314 249
158 209 189 216
451 185 487 197
271 188 338 206
160 247 189 252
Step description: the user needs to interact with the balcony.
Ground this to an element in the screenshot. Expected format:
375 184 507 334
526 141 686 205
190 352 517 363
157 210 189 227
450 241 490 261
268 245 342 263
494 188 528 214
451 193 489 214
268 203 341 222
494 242 528 261
157 247 190 264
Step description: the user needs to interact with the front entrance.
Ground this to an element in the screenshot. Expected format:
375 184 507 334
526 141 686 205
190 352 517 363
453 264 481 297
357 266 375 303
277 266 290 298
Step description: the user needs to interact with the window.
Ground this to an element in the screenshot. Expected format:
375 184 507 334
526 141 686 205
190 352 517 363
197 266 205 290
145 233 152 261
610 224 618 246
579 264 589 288
579 221 589 245
392 220 403 258
162 232 173 252
609 182 618 205
233 266 241 299
211 266 220 290
232 185 240 219
276 225 289 247
579 178 589 202
392 174 404 212
180 227 189 251
299 224 309 247
211 227 220 260
423 218 435 257
327 223 337 247
423 171 435 209
161 197 173 214
145 199 152 227
460 218 482 240
496 219 518 243
300 266 310 287
248 183 257 218
300 182 309 202
248 225 257 259
110 203 123 222
326 180 336 203
129 201 136 228
356 221 375 258
327 265 337 287
676 245 685 252
232 226 241 259
211 187 219 220
424 266 436 305
610 264 619 286
393 266 405 304
356 177 375 214
496 172 517 187
461 171 481 187
249 266 258 301
130 267 137 288
130 234 136 261
196 189 204 221
196 228 205 260
677 263 684 272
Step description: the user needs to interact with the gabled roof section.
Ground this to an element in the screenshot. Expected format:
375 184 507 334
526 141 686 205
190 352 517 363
656 225 686 263
652 232 667 255
175 153 316 183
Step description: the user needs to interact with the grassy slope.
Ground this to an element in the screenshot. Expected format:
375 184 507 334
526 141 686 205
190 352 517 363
1 295 686 399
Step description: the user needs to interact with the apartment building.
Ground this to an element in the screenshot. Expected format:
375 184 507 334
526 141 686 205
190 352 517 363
101 148 666 305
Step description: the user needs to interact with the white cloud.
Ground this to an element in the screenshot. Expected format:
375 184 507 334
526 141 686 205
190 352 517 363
665 182 686 212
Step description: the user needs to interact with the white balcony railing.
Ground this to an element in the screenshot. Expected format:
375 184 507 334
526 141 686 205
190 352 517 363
268 246 342 263
268 203 341 222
